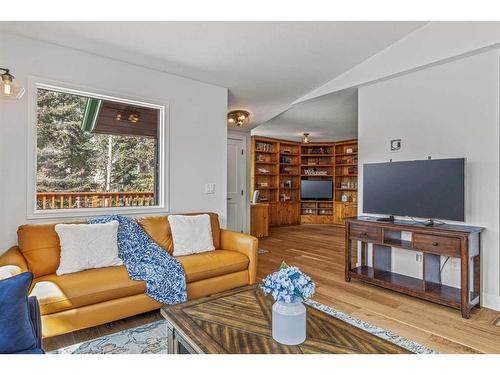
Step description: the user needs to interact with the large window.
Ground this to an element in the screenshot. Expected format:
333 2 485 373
32 85 165 215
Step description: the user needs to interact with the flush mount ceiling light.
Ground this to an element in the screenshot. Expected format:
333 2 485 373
227 110 250 127
302 133 310 143
115 108 141 123
0 68 25 100
128 111 140 123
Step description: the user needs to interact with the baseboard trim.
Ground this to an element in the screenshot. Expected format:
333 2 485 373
481 292 500 312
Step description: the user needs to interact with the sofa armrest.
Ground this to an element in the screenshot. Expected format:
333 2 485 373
0 246 28 279
220 230 258 284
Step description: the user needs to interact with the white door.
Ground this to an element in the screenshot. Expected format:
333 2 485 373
227 137 245 232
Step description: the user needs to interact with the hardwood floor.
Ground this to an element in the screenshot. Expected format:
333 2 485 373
258 225 500 354
43 224 500 353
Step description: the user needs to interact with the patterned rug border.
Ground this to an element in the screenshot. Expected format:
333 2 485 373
305 299 437 354
51 299 437 354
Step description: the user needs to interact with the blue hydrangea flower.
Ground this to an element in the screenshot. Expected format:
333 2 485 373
260 261 315 303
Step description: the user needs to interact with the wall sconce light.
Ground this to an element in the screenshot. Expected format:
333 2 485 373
302 133 310 143
228 110 250 127
1 68 25 100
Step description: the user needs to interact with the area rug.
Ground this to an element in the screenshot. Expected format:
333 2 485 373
50 301 437 354
51 321 168 354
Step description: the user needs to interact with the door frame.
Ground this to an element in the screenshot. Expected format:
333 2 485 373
227 131 250 233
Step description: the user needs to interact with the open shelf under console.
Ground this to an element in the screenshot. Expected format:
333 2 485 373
345 216 484 318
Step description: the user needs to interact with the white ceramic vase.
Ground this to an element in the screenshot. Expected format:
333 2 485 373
272 299 306 345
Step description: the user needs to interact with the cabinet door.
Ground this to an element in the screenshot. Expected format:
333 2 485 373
251 205 269 238
345 204 358 220
269 203 280 226
334 202 345 225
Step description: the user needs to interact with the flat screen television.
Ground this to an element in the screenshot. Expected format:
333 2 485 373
363 158 465 221
301 180 333 200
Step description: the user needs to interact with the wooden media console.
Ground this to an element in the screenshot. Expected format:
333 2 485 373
345 216 484 318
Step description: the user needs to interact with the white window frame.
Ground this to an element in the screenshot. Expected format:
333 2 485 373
27 77 170 219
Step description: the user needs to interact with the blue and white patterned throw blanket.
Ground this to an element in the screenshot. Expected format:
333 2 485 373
88 215 187 305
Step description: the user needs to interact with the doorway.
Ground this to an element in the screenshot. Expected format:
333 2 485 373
227 136 247 232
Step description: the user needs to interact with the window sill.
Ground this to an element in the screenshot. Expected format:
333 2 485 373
27 206 169 220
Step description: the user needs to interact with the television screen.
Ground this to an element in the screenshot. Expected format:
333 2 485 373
363 158 465 221
301 180 333 200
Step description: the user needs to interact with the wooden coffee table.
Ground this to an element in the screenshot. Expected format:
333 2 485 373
160 285 410 354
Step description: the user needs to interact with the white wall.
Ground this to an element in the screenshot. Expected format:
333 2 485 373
358 49 500 310
0 31 228 252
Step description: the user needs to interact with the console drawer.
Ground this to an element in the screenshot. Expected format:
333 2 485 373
350 224 382 242
413 234 461 256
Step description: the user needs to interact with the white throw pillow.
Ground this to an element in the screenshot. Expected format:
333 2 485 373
55 221 123 276
168 214 215 256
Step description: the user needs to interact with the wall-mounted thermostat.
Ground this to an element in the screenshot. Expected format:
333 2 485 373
390 138 402 152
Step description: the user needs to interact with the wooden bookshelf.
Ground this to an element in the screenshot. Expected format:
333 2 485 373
251 137 301 226
251 137 358 226
300 200 334 224
279 141 301 205
333 140 358 225
251 138 279 204
300 143 335 224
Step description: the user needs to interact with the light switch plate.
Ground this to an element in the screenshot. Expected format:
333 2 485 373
205 183 215 194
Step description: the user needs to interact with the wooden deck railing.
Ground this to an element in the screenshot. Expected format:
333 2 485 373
37 191 155 210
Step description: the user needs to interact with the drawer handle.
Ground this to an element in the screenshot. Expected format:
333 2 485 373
432 242 439 246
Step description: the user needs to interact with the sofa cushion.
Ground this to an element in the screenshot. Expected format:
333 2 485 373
30 266 146 315
168 214 215 256
0 272 37 354
177 250 249 283
138 212 221 254
136 216 173 253
55 221 123 276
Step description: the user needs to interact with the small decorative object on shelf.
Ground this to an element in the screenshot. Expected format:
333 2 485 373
346 147 353 154
347 166 357 175
260 261 316 345
304 168 327 176
280 156 291 164
256 142 274 152
281 194 291 202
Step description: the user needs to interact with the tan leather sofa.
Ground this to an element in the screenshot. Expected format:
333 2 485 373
0 213 258 338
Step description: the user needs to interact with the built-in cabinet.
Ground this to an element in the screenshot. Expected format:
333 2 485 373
251 136 358 226
250 203 269 238
334 202 358 224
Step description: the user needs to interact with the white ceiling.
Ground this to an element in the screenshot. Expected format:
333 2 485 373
0 21 426 132
252 88 358 142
